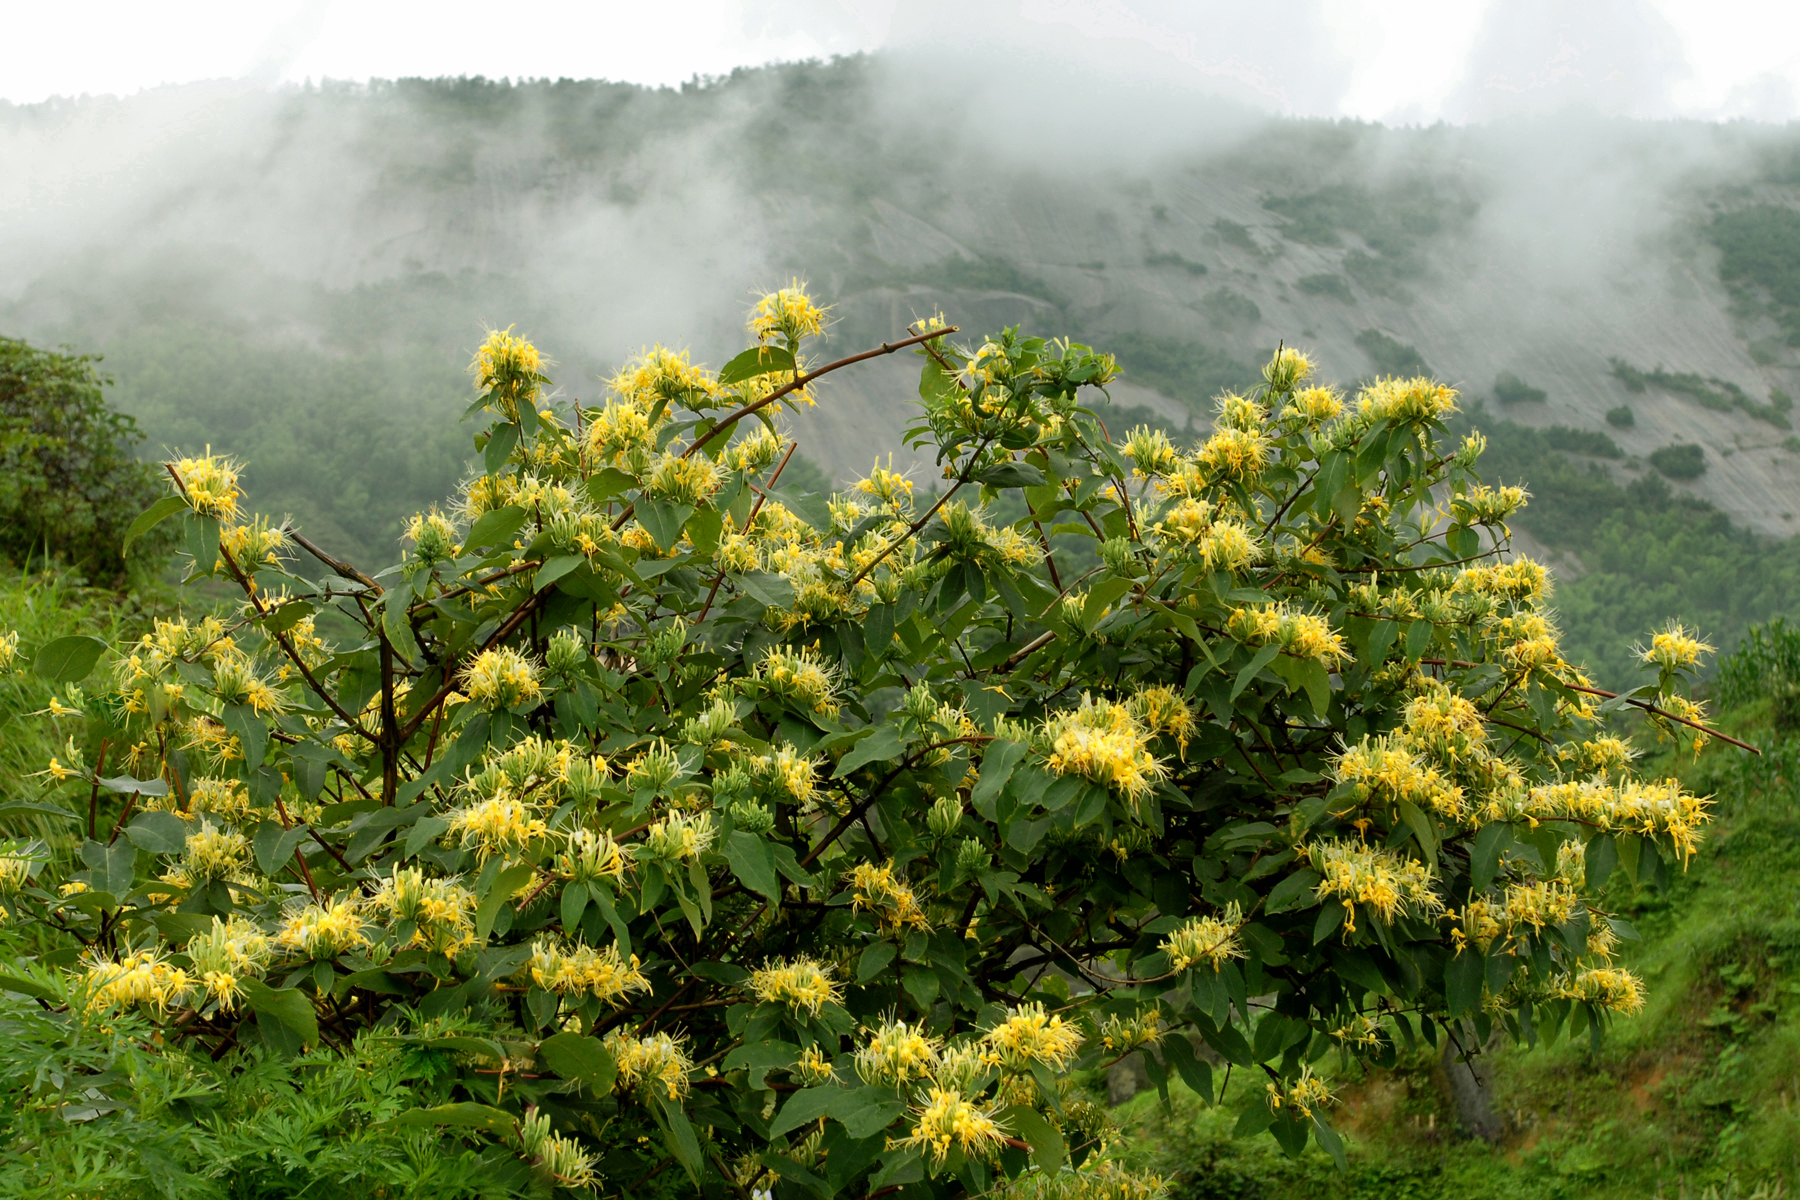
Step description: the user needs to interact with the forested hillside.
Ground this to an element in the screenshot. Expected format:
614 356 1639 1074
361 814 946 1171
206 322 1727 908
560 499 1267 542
3 59 1799 675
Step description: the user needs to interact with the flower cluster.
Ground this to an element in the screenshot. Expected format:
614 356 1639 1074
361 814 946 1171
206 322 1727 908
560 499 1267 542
1333 734 1464 820
856 1018 940 1087
1160 903 1245 972
1227 602 1347 667
845 860 931 931
518 1108 600 1191
1043 696 1167 807
754 646 842 718
171 450 242 520
984 1002 1085 1070
470 326 547 421
749 955 842 1016
460 648 543 712
643 809 716 863
81 947 193 1014
608 1030 693 1100
370 865 478 956
1265 1065 1334 1120
530 939 651 1004
902 1087 1007 1165
186 915 272 1011
1095 1007 1165 1055
559 828 630 886
275 897 370 960
1357 376 1458 425
750 281 829 347
1308 840 1442 932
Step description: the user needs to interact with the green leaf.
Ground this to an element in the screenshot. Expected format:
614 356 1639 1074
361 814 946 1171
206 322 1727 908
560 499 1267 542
718 344 796 385
483 421 519 474
1446 949 1484 1017
1396 799 1437 864
1082 575 1134 631
971 739 1025 818
656 1095 705 1184
124 811 190 855
380 581 420 663
123 495 190 556
1161 1034 1214 1103
1312 1114 1348 1170
585 467 639 503
858 941 897 983
1585 832 1618 891
538 1031 617 1093
384 1102 517 1136
81 838 135 897
406 816 449 860
98 775 168 797
684 507 723 559
561 881 588 931
220 702 268 769
0 970 57 1001
724 831 781 904
1297 658 1331 717
184 513 220 575
771 488 833 532
1446 524 1479 560
637 500 695 552
0 800 77 821
261 599 315 634
1004 1104 1065 1170
1265 870 1322 914
476 863 536 940
976 461 1048 489
737 571 796 608
1231 644 1282 702
33 635 106 684
1233 1099 1277 1138
240 979 319 1047
902 963 939 1008
770 1085 907 1140
1312 900 1346 944
833 724 906 779
769 1085 840 1138
1405 618 1434 661
1470 823 1511 893
464 505 528 551
534 556 585 590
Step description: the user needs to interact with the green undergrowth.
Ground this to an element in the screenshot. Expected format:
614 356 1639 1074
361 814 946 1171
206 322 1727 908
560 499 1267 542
1116 695 1800 1199
0 570 160 808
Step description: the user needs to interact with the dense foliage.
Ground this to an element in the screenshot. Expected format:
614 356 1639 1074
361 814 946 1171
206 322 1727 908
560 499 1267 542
0 289 1732 1197
0 336 166 583
1711 204 1800 349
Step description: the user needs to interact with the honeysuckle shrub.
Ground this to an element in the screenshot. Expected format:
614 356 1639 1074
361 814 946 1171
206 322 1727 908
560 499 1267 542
0 285 1733 1198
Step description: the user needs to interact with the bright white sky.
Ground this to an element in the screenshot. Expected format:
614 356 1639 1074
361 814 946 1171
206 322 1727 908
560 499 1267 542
5 0 1798 122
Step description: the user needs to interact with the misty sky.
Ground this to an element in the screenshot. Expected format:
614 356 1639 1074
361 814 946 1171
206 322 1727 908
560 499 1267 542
7 0 1798 123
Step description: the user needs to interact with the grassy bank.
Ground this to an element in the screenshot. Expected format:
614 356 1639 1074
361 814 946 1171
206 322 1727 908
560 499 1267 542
1116 692 1800 1199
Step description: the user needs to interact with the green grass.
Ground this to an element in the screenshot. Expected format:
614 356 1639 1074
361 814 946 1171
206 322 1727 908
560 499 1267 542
0 570 157 808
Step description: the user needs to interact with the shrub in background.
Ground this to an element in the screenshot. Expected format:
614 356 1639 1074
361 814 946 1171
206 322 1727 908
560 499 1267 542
1650 443 1707 480
0 337 168 585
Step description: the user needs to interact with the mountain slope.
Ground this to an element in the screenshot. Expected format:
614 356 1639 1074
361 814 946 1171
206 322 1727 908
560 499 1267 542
3 63 1798 658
